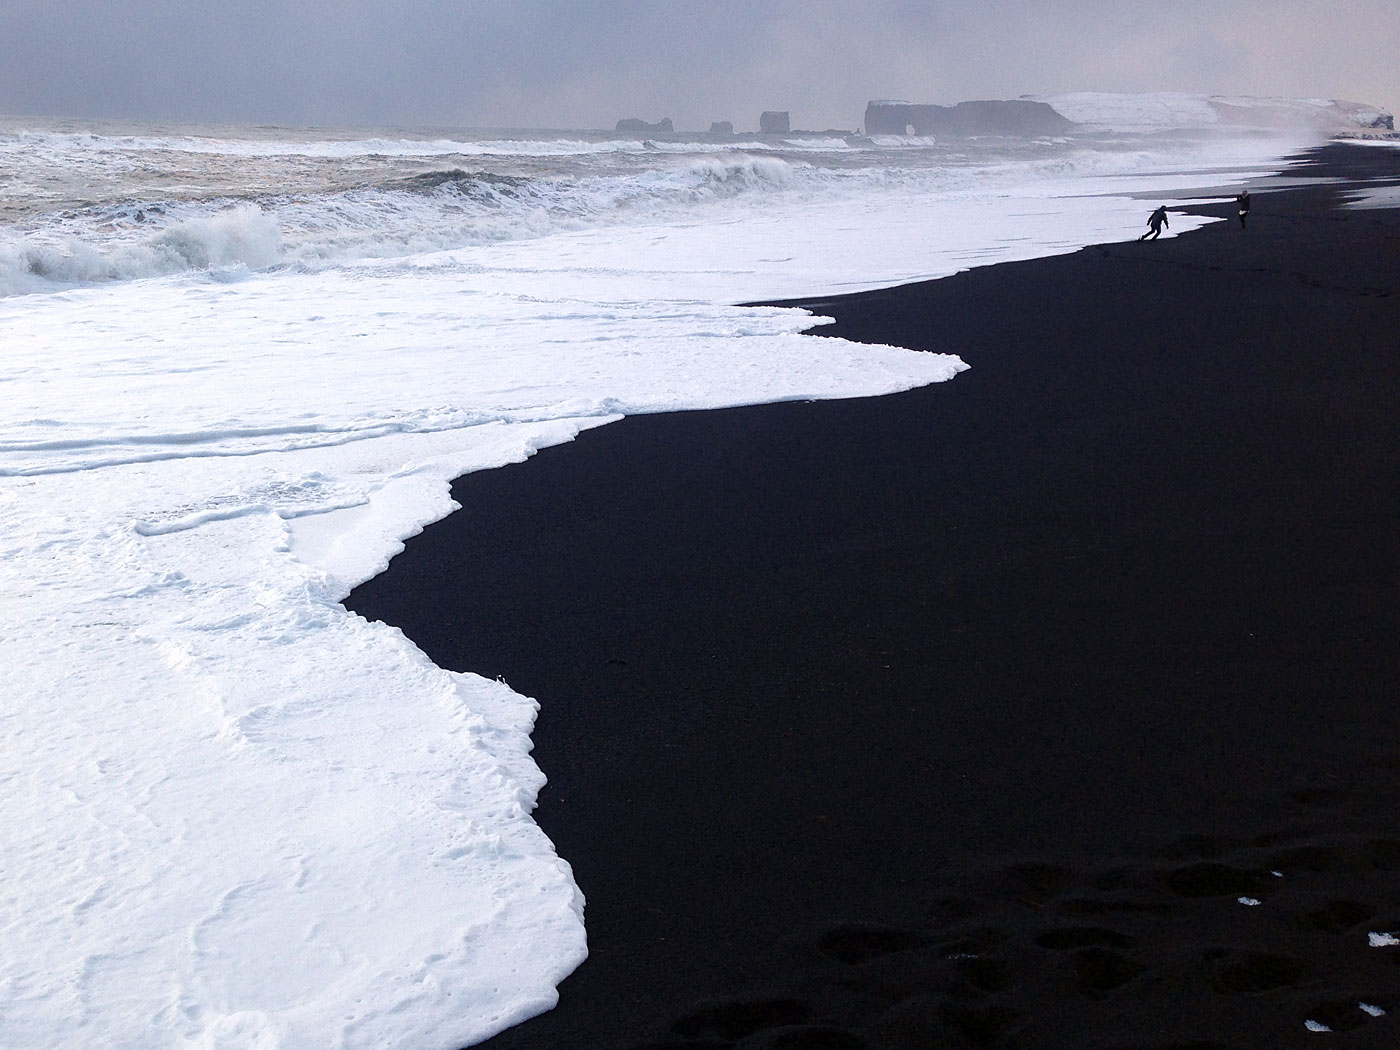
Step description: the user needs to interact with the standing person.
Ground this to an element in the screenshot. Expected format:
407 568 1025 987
1139 205 1169 241
1236 189 1251 229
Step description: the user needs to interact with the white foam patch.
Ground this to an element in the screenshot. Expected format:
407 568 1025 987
1305 1020 1333 1032
1360 1003 1387 1017
0 233 964 1050
1369 931 1400 947
1345 185 1400 209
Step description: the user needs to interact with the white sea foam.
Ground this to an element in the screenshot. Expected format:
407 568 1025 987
1346 185 1400 209
0 106 1332 1048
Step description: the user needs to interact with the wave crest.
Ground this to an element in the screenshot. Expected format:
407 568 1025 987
2 156 812 295
682 155 795 194
1 205 282 295
380 169 532 198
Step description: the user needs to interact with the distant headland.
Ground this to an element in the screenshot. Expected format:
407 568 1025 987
864 99 1074 137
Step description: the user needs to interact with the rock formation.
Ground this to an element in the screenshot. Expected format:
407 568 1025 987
615 117 674 135
759 111 790 134
864 99 1076 137
709 121 735 136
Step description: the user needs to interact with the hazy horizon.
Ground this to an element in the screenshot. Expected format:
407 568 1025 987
1 1 1395 134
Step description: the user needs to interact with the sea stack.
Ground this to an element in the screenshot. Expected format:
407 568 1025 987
615 117 674 135
759 111 790 133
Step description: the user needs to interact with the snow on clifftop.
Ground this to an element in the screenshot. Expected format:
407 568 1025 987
1029 92 1395 137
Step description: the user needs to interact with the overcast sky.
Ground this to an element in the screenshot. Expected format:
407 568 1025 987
1 0 1394 131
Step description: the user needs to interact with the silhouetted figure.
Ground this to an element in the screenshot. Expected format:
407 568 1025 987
1236 189 1250 229
1138 205 1169 241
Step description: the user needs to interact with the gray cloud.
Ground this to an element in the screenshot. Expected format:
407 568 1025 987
1 0 1394 130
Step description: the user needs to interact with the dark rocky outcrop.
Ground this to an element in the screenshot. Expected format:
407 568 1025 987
615 117 674 135
865 99 1076 137
709 121 735 136
759 111 790 134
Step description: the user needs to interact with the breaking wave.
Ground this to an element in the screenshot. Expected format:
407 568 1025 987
0 101 1340 298
0 205 283 296
0 155 810 295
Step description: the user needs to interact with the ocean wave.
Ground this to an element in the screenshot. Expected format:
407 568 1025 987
271 155 807 264
0 155 819 293
1 128 607 159
0 127 829 163
0 114 1317 297
0 205 282 295
381 169 533 195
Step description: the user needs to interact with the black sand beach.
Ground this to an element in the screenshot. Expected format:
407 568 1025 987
346 143 1400 1049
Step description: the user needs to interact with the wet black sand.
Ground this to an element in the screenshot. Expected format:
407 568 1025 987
346 143 1400 1049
